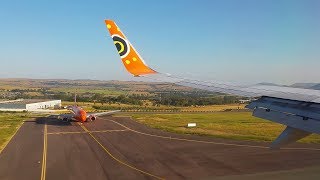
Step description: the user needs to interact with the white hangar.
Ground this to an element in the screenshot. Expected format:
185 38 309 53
0 99 61 111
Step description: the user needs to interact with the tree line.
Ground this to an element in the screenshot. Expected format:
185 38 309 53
2 89 240 106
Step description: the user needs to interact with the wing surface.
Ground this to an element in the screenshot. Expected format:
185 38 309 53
87 110 121 118
48 113 74 119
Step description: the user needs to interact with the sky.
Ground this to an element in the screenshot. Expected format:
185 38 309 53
0 0 319 85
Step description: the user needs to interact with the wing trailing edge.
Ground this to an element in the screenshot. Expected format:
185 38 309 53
270 126 311 149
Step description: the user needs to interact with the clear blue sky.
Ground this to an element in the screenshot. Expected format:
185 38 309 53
0 0 319 84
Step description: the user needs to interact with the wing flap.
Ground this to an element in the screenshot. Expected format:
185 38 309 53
248 97 320 134
271 126 311 149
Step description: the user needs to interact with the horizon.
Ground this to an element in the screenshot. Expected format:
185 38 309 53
0 77 318 86
0 0 319 84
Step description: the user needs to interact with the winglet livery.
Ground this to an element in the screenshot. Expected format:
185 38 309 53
105 20 157 76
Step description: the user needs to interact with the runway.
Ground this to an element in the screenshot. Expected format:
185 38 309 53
1 116 320 180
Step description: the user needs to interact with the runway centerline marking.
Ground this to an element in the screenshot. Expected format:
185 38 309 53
77 123 164 180
41 123 47 180
47 129 127 135
107 118 320 151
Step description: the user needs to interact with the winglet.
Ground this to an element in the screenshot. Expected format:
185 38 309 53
105 20 157 76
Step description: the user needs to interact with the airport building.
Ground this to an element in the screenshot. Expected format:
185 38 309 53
0 99 61 111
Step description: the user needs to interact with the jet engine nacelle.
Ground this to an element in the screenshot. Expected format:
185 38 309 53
87 115 96 121
61 117 70 122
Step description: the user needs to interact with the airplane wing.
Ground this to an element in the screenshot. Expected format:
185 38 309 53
48 110 120 122
104 19 320 148
48 113 74 120
87 110 121 117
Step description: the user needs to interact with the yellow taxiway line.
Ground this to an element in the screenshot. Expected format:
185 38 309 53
41 124 48 180
78 123 164 180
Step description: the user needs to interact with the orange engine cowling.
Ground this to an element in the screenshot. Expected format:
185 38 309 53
87 115 96 122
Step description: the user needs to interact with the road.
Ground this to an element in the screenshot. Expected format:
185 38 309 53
1 115 320 180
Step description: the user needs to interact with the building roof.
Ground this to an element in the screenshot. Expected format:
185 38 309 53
0 99 60 105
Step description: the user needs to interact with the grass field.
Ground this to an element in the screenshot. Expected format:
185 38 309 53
0 112 31 152
128 112 320 143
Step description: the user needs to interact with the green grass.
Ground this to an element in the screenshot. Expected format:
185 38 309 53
129 112 320 143
0 112 35 152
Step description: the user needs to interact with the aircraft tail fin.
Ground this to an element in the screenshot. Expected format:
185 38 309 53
105 20 157 76
74 93 77 106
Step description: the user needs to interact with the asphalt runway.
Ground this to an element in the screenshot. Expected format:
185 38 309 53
1 116 320 180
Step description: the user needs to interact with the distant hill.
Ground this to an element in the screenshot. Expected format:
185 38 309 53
255 82 320 90
0 78 201 93
290 83 319 89
310 84 320 90
1 78 319 93
256 82 284 86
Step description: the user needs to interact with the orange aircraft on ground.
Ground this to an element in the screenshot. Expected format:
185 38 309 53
54 95 120 123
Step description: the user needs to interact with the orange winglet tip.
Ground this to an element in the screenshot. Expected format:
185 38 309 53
105 20 157 76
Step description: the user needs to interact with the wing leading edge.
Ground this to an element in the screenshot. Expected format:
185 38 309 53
104 19 320 148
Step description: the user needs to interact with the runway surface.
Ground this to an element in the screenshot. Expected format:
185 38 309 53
1 115 320 180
